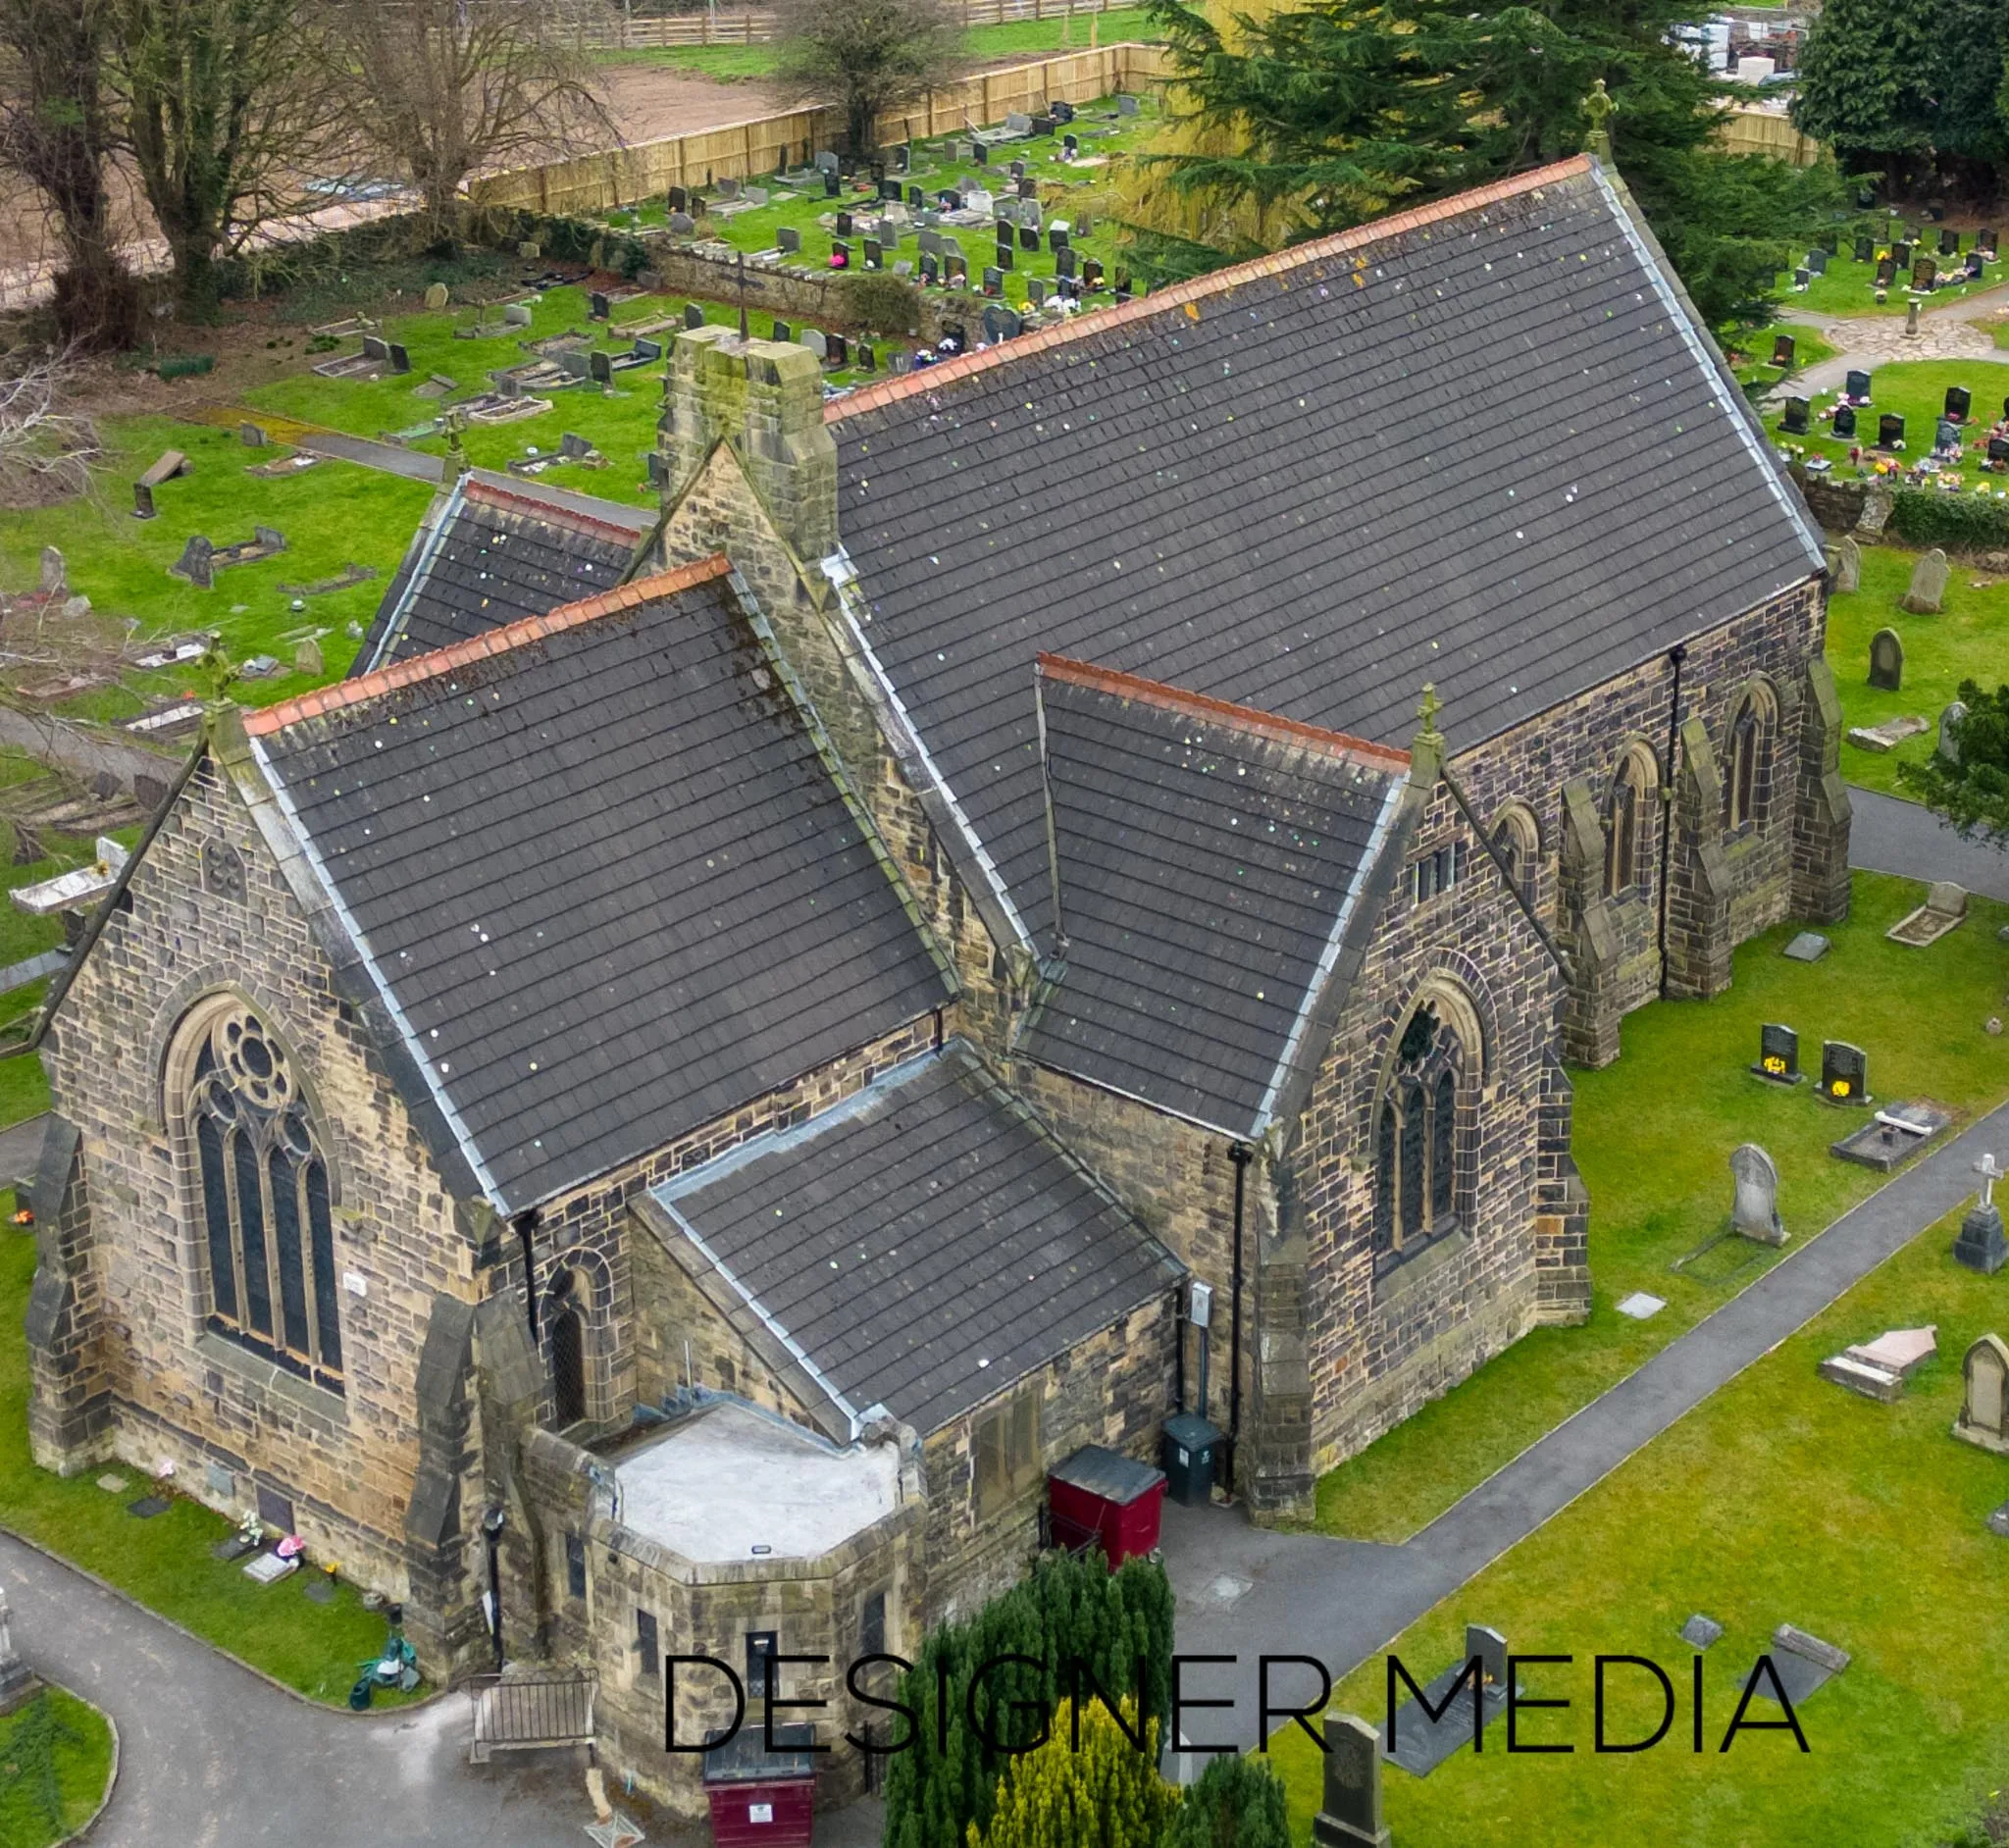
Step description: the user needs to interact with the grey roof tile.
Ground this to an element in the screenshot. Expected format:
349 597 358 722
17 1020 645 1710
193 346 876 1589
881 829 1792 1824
829 161 1821 935
254 563 952 1212
651 1042 1183 1434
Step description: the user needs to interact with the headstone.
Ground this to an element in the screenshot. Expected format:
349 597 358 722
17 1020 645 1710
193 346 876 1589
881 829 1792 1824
1119 92 1141 116
1027 276 1048 308
814 150 839 174
1845 368 1872 400
919 252 940 286
1915 253 1939 288
238 421 267 448
1018 176 1038 201
777 226 801 254
982 266 1004 297
668 185 688 213
424 282 449 311
667 211 695 235
0 1585 37 1715
863 238 883 270
994 242 1012 272
1056 245 1079 281
1019 224 1039 252
1806 249 1827 275
1946 385 1973 421
1853 236 1874 263
1753 1023 1800 1085
1310 1712 1391 1848
1868 627 1903 691
831 240 850 269
37 545 64 594
1820 1041 1868 1104
856 343 875 373
1937 417 1963 453
645 453 668 490
1771 333 1795 368
982 304 1020 342
1728 1143 1784 1244
836 210 853 237
798 328 828 360
684 302 706 331
1792 268 1810 291
363 334 388 362
1940 700 1969 761
1084 257 1106 290
1780 396 1810 436
1892 240 1912 269
824 170 842 198
946 253 968 287
590 350 612 385
1955 1154 2008 1274
825 334 848 368
1940 227 1961 257
1062 133 1079 160
1832 406 1857 440
1878 412 1906 448
1899 548 1948 615
1049 225 1070 253
1876 257 1897 287
589 290 610 320
502 303 534 328
1983 229 2001 256
295 637 324 678
1834 535 1861 592
132 480 156 520
772 318 792 343
908 184 924 209
559 431 593 459
1956 1334 2009 1454
172 536 215 590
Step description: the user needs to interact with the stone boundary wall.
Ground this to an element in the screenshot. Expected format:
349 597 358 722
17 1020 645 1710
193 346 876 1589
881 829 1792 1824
470 44 1170 217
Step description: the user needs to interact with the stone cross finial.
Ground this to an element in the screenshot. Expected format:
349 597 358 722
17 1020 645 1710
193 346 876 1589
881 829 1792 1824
1416 682 1443 746
198 634 241 708
1978 1153 2002 1208
1584 78 1617 158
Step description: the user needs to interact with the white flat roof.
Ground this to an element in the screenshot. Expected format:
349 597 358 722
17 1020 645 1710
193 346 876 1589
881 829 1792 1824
614 1401 900 1566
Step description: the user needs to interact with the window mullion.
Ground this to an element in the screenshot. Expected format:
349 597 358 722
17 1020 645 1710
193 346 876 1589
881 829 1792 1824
222 1120 247 1327
255 1127 287 1360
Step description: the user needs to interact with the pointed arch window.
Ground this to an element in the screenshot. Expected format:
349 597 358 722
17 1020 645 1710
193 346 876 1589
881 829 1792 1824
1604 753 1653 898
1725 688 1777 835
188 1008 342 1390
1371 1004 1468 1274
1490 804 1541 912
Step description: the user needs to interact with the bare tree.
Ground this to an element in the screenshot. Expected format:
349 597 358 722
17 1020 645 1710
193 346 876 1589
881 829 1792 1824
0 351 99 507
330 0 615 245
771 0 960 165
0 0 137 349
106 0 342 320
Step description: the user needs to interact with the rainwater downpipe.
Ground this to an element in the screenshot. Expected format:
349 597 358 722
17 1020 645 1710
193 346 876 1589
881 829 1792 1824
1655 642 1688 1001
1225 1142 1251 1495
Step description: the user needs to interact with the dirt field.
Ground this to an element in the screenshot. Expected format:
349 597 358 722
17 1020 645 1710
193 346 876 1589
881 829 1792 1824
602 65 802 141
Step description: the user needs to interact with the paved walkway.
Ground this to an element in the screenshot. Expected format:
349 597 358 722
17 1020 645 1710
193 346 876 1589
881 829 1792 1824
1769 273 2009 399
2 1529 883 1846
1849 785 2009 901
1162 1090 2009 1749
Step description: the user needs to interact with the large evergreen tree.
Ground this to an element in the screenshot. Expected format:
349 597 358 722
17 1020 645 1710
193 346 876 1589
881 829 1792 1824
1789 0 1937 169
1899 681 2009 840
1135 0 1843 334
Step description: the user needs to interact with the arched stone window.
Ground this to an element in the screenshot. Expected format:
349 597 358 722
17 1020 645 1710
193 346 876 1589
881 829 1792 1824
1724 684 1778 834
547 1268 589 1426
1490 803 1541 911
177 1003 342 1390
1604 748 1656 898
1372 1002 1468 1271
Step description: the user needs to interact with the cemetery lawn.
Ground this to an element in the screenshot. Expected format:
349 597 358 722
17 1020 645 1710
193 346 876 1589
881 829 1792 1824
0 1208 421 1706
1772 239 2000 319
0 1687 115 1845
1826 541 2009 799
1313 871 2009 1544
594 9 1156 76
1274 1203 2009 1848
1763 356 2009 480
1730 321 1833 388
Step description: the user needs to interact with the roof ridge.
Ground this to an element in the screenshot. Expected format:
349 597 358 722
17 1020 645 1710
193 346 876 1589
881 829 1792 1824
829 156 1594 423
245 554 734 737
461 475 653 545
1037 654 1412 769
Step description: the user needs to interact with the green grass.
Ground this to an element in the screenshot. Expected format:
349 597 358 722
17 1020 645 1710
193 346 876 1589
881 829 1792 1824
1825 542 2009 798
0 415 435 705
0 1208 419 1706
1765 355 2009 484
1729 321 1835 387
595 8 1156 77
1313 871 2009 1545
0 1687 115 1845
1774 231 2001 318
1274 1205 2009 1847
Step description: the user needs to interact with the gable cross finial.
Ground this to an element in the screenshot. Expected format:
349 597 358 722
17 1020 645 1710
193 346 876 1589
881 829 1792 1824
1416 682 1444 749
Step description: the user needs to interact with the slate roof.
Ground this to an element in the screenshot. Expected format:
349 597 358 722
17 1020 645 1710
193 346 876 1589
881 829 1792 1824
352 474 651 675
1025 658 1410 1137
645 1042 1184 1437
245 556 953 1213
827 156 1824 936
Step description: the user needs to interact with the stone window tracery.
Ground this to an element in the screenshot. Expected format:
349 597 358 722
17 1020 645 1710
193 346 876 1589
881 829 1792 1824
186 1007 342 1390
1372 1004 1468 1273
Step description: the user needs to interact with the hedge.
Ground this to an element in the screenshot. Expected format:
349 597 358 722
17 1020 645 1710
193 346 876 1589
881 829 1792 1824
1885 487 2009 552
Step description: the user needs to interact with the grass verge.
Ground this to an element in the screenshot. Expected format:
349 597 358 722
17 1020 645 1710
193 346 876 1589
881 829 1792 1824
0 1686 115 1846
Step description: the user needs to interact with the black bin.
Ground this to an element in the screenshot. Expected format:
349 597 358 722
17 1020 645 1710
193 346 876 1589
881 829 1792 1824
1160 1412 1222 1507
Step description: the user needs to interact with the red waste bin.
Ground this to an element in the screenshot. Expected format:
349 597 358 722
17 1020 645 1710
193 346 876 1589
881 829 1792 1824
702 1724 816 1847
1047 1444 1165 1566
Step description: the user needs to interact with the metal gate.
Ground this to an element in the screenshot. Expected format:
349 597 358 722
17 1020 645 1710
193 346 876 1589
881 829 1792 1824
469 1668 597 1763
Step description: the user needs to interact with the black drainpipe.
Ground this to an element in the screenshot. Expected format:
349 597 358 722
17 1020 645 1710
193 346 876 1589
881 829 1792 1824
514 1208 541 1344
1225 1143 1251 1494
1655 642 1688 1001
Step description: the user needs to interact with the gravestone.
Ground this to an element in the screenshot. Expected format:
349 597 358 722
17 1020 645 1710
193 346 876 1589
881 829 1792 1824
1878 412 1906 448
132 481 156 520
835 210 853 237
946 253 968 286
239 421 267 448
1940 700 1969 761
718 176 740 200
1914 254 1937 289
589 290 610 321
1056 245 1079 281
1834 535 1861 592
798 328 827 360
1820 1040 1869 1104
1955 1334 2009 1454
771 319 792 342
667 185 688 213
982 304 1020 342
1806 249 1827 276
1899 548 1949 614
1311 1713 1391 1848
501 303 533 328
1084 257 1106 289
863 238 883 270
1680 1614 1723 1650
1792 268 1810 291
1770 333 1795 368
1854 236 1874 263
424 282 449 310
1991 436 2009 465
666 211 695 235
1119 92 1141 115
1876 257 1897 287
683 302 706 330
1947 385 1973 421
1050 225 1070 252
1869 627 1903 691
590 350 612 385
0 1584 37 1715
1020 225 1039 251
1780 396 1810 436
982 266 1003 297
1027 276 1048 307
919 252 940 286
559 432 593 459
1018 176 1037 200
824 170 841 197
1892 240 1912 268
171 536 216 590
855 343 875 373
295 637 323 677
814 150 839 174
1832 406 1857 440
825 334 848 367
1954 1154 2008 1274
777 226 800 254
1845 368 1872 400
645 453 668 490
1937 416 1964 452
37 545 64 594
1752 1023 1801 1085
831 240 850 269
1940 227 1961 257
1728 1143 1785 1244
907 185 924 208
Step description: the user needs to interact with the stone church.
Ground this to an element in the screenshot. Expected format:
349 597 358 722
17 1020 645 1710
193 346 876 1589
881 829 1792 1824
17 152 1845 1812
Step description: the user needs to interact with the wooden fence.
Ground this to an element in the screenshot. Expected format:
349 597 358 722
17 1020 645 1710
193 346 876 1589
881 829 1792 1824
590 0 1137 46
1718 103 1820 166
471 43 1170 217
